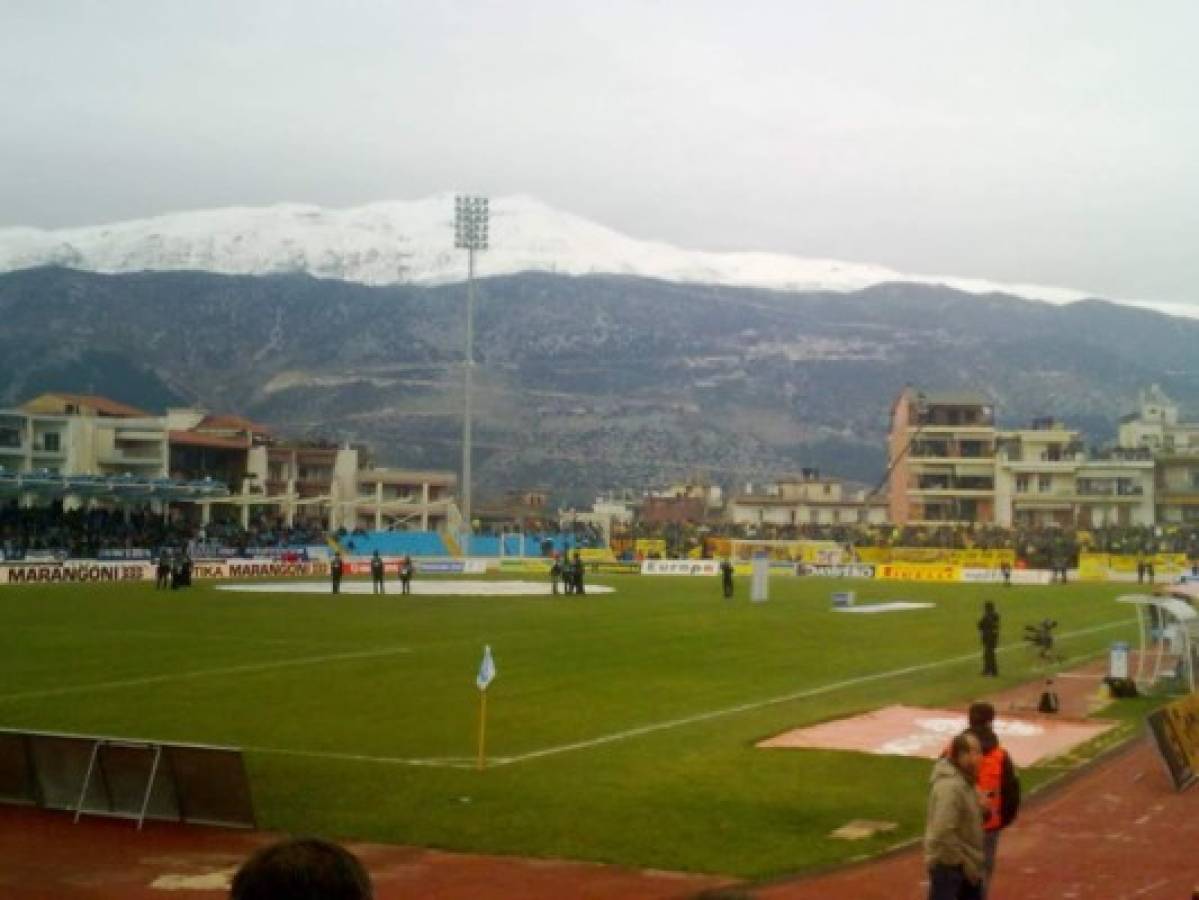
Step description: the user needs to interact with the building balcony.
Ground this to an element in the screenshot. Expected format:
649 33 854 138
1001 458 1083 471
30 446 65 458
97 450 163 467
907 487 995 498
908 454 996 465
1155 491 1199 505
0 442 25 455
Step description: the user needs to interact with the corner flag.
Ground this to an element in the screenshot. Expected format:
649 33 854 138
476 644 496 691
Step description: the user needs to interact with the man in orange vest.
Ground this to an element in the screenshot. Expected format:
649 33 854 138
967 702 1020 897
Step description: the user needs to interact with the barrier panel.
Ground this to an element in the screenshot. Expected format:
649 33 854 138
641 560 719 576
799 563 876 579
854 547 1015 566
1147 692 1199 791
874 563 961 582
0 561 154 585
1078 553 1189 582
0 728 255 829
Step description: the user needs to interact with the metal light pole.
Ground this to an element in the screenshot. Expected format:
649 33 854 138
454 195 489 555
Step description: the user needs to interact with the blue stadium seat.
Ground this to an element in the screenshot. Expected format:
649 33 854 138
345 531 449 557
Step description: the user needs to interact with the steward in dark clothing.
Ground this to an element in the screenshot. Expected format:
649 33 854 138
720 559 734 598
978 601 999 677
156 552 171 590
370 551 385 595
330 553 343 594
550 556 562 595
400 555 413 595
573 552 585 596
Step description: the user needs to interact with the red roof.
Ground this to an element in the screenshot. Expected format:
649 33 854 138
196 414 271 436
168 430 251 450
27 393 150 418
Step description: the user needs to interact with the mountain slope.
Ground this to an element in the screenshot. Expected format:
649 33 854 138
1 267 1197 502
0 195 1094 306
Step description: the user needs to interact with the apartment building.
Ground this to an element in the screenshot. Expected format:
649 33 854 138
728 469 889 528
888 388 997 525
1118 385 1199 524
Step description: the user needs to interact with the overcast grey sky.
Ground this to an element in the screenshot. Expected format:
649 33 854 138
3 0 1197 303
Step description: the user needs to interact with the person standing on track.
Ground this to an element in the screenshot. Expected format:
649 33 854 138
156 550 171 590
720 557 734 599
330 551 343 595
400 554 413 595
925 730 986 900
370 550 385 595
573 550 585 596
966 702 1020 898
978 601 1000 677
550 553 562 595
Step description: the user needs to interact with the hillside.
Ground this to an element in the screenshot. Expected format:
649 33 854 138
1 267 1196 502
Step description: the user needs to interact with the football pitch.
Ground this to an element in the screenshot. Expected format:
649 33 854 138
0 574 1138 878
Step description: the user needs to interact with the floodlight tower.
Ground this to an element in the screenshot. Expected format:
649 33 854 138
454 194 489 553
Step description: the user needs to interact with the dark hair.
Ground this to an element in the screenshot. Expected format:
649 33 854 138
948 730 979 763
231 838 372 900
968 701 995 728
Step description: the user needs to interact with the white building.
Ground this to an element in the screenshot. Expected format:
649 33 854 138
994 420 1154 528
1118 385 1199 524
728 471 888 528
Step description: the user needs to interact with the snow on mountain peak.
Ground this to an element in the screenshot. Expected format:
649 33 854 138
0 194 1098 306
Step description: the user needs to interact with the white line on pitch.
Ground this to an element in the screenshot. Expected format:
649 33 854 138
244 746 490 769
492 619 1131 766
228 619 1131 771
0 644 413 704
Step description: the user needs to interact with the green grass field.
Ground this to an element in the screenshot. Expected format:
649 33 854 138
0 574 1139 879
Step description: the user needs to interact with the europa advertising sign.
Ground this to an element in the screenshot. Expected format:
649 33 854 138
0 561 154 585
799 563 876 579
641 559 720 576
874 563 960 582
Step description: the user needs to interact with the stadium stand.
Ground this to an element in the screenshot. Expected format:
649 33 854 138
338 530 450 558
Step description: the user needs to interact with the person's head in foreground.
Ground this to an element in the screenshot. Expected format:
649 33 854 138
948 730 982 778
231 837 372 900
967 701 996 730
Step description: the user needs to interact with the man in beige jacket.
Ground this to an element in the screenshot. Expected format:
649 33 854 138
925 730 986 899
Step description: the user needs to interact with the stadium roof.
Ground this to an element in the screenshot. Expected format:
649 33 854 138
0 467 229 501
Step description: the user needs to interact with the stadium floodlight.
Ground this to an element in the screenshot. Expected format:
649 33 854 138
454 195 489 553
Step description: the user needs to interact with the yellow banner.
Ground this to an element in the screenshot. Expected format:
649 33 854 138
1077 553 1109 581
1078 553 1189 579
875 563 961 582
634 539 667 556
578 548 616 564
1148 691 1199 790
851 547 1014 566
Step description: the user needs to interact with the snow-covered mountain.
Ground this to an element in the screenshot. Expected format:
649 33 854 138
0 193 1101 306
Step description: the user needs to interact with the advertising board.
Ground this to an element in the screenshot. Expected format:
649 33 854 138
799 563 876 579
1147 691 1199 792
641 559 720 576
874 563 960 582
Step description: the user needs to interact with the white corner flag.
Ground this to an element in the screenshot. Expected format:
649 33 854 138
476 644 496 691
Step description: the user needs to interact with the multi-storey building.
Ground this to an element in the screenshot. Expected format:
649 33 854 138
1118 385 1199 524
994 420 1153 528
3 392 458 532
888 389 997 525
728 469 888 528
